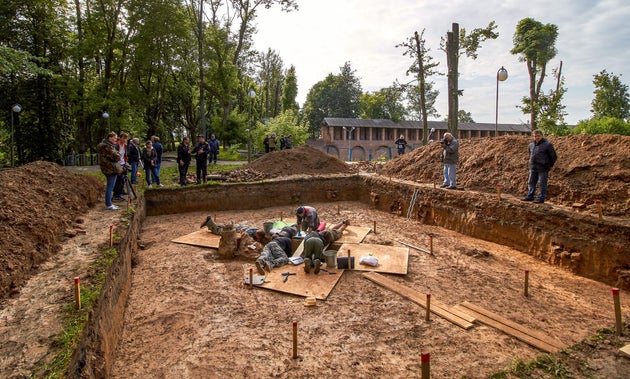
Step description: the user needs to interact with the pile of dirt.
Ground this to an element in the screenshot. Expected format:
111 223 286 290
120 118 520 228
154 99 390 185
0 161 102 300
381 134 630 216
223 145 354 182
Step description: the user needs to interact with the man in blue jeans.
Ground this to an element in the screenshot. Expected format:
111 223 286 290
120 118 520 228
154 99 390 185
522 130 557 204
440 132 459 189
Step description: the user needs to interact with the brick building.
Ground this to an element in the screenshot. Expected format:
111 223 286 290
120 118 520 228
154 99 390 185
307 117 531 161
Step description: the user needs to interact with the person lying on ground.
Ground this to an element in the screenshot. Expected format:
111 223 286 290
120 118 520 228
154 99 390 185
200 215 267 243
320 219 350 244
254 236 293 275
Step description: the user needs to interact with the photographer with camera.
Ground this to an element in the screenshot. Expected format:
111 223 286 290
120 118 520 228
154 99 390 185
440 132 459 190
113 133 129 201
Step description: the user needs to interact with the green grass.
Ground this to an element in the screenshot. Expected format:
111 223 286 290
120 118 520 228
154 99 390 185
34 247 119 378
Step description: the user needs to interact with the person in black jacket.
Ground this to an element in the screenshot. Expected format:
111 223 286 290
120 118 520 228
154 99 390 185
522 130 557 204
177 137 192 186
140 140 162 188
127 138 140 184
192 135 210 184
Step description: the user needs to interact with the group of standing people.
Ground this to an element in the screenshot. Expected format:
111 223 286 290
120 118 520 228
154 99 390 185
98 132 165 210
263 133 292 153
177 134 220 186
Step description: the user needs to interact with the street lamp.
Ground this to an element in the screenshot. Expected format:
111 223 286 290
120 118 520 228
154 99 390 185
102 111 110 130
247 89 256 163
495 66 508 137
10 104 22 167
342 126 355 161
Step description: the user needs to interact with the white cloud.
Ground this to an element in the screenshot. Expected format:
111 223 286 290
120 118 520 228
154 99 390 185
252 0 630 125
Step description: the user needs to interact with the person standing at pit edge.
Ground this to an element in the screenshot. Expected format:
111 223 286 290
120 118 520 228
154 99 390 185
97 131 122 210
440 132 459 189
192 134 210 184
394 134 408 155
177 136 192 186
522 130 557 204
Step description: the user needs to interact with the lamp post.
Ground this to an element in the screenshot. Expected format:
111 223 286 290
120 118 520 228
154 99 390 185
247 89 256 163
495 66 508 137
342 126 355 161
102 111 110 130
10 104 22 167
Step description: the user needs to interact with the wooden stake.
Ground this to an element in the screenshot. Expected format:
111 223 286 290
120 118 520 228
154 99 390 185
596 200 603 220
249 268 253 289
373 221 377 234
421 352 430 379
524 270 530 298
109 224 114 247
425 294 431 321
74 277 81 310
497 184 502 201
292 321 298 359
280 212 283 221
429 234 434 255
347 249 352 270
612 288 623 335
337 204 340 215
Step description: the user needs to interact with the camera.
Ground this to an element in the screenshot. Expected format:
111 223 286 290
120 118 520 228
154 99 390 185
122 162 132 172
440 138 447 145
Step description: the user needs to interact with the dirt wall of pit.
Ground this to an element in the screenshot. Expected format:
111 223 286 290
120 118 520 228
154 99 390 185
67 200 146 379
143 175 630 289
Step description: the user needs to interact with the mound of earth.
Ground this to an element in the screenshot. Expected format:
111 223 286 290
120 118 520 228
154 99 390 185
0 161 102 300
223 145 353 182
381 134 630 216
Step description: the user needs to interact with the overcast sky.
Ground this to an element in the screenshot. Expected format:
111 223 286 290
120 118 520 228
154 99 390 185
251 0 630 125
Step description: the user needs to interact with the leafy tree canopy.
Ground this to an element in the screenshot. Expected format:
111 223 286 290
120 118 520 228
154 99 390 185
591 70 630 120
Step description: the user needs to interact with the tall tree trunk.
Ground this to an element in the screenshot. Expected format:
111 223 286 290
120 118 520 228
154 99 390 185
198 0 207 137
446 23 459 137
74 0 89 154
414 31 429 145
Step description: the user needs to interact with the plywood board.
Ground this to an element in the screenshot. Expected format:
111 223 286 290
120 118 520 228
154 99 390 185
171 229 220 249
338 243 409 275
457 302 564 353
619 344 630 359
255 265 344 300
336 225 371 244
363 272 474 330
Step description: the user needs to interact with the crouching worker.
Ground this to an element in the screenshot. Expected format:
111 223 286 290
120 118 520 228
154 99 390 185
255 236 293 275
300 230 326 274
295 206 319 234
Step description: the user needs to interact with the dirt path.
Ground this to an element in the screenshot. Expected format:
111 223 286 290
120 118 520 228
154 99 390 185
0 207 120 377
109 202 630 378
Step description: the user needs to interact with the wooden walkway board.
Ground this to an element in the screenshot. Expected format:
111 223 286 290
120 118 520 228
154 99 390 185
362 272 475 330
339 243 409 275
457 301 565 353
256 266 344 300
171 229 220 249
620 344 630 359
335 226 371 244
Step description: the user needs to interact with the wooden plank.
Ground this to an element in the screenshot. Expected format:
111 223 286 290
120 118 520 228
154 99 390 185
362 272 474 330
336 225 371 244
339 243 409 275
619 344 630 359
460 301 565 350
171 229 220 249
257 266 344 300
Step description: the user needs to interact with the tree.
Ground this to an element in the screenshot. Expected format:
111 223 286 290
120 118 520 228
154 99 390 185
591 70 630 120
281 65 299 113
520 64 569 136
442 110 474 123
572 116 630 136
511 17 558 130
397 29 440 144
359 86 406 122
257 48 284 118
302 62 362 137
444 22 498 136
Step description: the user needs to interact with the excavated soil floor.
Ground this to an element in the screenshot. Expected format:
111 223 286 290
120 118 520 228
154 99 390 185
1 136 629 377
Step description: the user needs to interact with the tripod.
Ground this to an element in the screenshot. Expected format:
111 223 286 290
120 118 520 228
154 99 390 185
114 170 137 201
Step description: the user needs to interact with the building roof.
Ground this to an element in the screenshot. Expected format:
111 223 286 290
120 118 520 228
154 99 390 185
322 117 530 133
